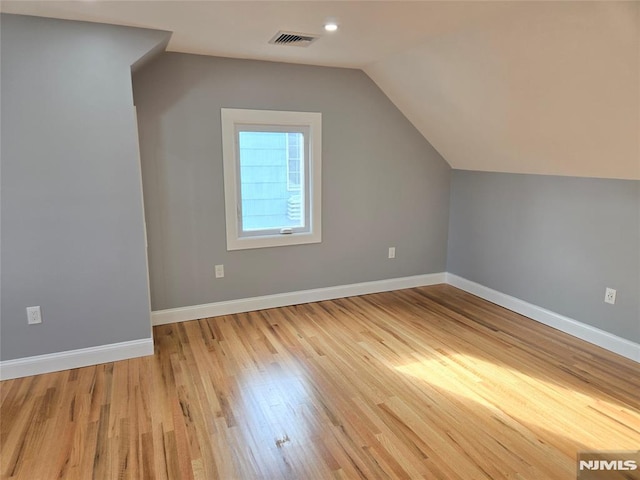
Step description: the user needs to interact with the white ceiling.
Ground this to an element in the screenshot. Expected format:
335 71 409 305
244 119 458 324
0 1 505 68
366 1 640 179
2 1 639 179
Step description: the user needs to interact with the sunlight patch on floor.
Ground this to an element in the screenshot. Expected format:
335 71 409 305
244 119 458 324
395 353 640 450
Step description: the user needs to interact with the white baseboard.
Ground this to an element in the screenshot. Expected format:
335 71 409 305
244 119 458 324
152 272 639 363
0 338 154 381
152 273 447 326
446 273 640 363
4 271 635 381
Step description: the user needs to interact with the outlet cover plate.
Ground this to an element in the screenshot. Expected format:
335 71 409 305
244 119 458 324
27 306 42 324
604 287 616 305
215 264 225 278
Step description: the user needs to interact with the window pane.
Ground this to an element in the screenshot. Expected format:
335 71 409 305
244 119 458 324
238 131 305 233
286 132 303 192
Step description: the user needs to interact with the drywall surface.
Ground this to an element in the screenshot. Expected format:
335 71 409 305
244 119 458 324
447 170 640 342
0 14 170 360
367 2 639 180
133 53 451 311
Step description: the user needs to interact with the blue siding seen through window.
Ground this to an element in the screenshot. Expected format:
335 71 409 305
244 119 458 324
238 131 304 231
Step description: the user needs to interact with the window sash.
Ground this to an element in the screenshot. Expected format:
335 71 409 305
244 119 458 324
221 108 322 251
234 125 309 237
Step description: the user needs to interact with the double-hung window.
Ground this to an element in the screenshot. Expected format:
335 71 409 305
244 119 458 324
221 108 322 250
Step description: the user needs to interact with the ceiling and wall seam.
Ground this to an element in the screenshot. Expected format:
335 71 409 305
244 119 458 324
1 1 638 180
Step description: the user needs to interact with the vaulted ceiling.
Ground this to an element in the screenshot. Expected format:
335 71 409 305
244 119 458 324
2 1 638 179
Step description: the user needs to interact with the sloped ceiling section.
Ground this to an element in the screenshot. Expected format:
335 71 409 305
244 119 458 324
365 2 639 180
1 1 638 180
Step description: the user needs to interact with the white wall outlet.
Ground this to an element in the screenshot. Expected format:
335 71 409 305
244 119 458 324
27 306 42 325
604 287 616 305
388 247 396 259
215 264 225 278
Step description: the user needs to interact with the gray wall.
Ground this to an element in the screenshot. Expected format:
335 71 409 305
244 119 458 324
0 14 170 360
133 54 451 311
447 170 640 343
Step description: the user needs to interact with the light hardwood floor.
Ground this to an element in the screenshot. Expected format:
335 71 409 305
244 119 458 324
1 285 639 479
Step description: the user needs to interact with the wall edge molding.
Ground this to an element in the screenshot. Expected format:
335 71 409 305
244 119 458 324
0 338 154 381
152 273 447 326
446 273 639 363
5 271 636 381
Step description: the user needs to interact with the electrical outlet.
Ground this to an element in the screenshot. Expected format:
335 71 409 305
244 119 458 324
215 264 225 279
604 287 616 305
27 306 42 325
388 247 396 259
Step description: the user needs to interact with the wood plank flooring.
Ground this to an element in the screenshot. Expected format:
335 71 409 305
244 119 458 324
1 284 639 479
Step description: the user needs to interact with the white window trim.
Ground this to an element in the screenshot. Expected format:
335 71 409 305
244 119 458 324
221 108 322 251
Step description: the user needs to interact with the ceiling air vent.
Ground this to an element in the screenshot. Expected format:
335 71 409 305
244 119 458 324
269 31 320 47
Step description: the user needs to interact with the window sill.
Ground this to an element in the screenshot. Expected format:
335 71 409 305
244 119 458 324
227 231 321 251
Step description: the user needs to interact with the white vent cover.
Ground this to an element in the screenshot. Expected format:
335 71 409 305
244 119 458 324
269 31 320 47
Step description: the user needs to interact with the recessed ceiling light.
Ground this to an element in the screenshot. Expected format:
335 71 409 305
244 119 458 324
324 22 338 32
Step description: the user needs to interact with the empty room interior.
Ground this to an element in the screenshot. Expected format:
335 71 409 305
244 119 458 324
1 1 639 479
